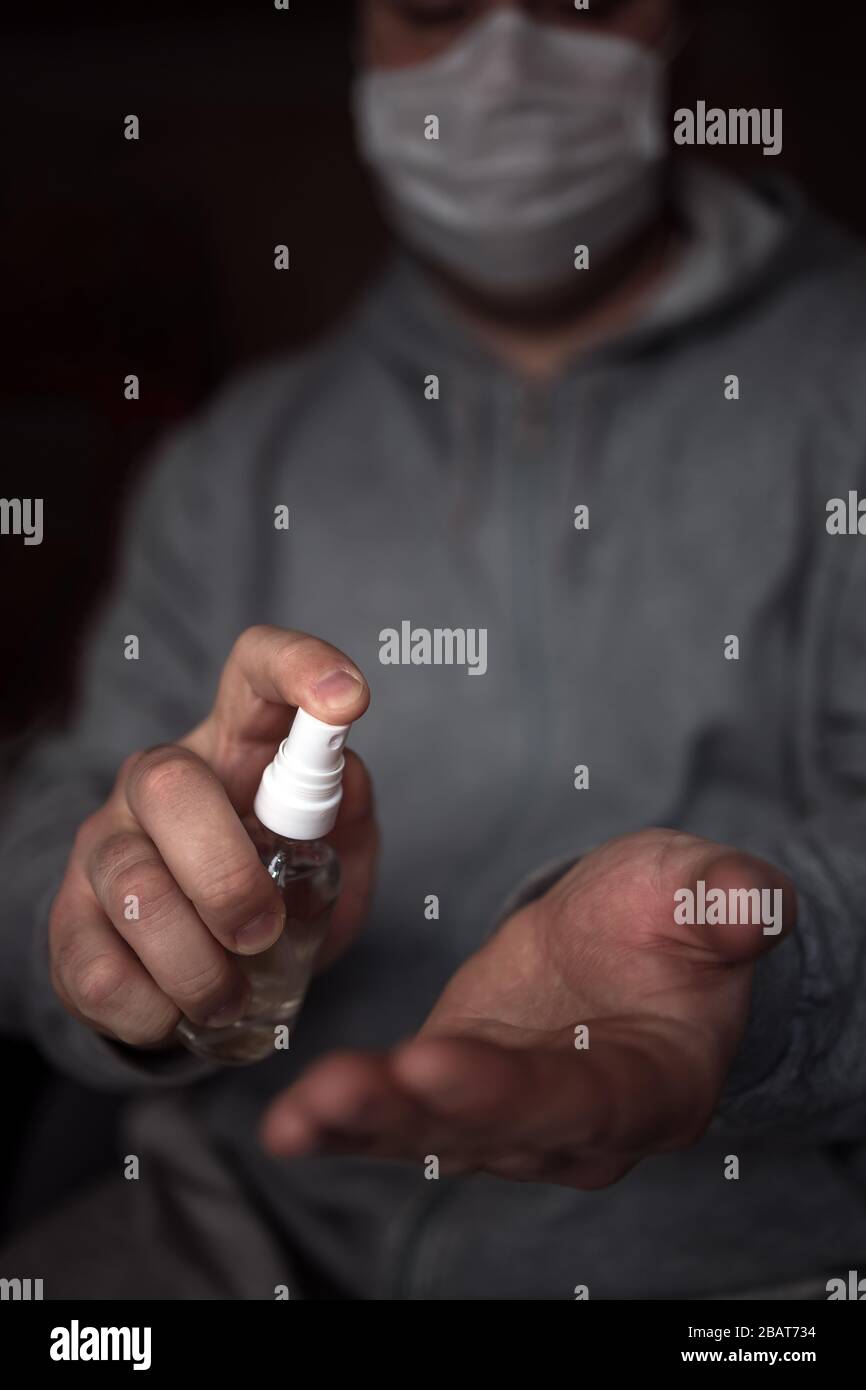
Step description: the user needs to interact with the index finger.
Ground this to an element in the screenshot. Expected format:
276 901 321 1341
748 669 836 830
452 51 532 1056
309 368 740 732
185 625 369 803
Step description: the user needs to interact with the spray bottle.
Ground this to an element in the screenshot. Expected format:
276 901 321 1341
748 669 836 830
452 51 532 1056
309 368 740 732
176 708 349 1063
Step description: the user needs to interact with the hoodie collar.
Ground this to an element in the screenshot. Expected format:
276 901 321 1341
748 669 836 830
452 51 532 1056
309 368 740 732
355 160 806 383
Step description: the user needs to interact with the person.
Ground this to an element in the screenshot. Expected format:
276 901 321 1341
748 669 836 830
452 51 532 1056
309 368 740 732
2 0 866 1300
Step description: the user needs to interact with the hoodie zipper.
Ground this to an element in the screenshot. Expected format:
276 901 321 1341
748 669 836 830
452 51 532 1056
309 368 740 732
507 377 556 833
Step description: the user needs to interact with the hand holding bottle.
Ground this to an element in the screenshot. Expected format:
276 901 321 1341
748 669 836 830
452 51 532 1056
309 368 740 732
48 626 375 1056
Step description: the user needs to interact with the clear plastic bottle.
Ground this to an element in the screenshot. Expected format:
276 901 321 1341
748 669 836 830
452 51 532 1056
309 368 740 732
175 709 350 1065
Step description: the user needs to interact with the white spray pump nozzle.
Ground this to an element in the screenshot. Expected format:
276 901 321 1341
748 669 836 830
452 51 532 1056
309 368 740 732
253 707 351 841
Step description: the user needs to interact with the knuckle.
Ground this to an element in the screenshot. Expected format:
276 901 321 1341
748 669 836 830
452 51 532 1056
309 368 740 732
231 625 272 665
89 831 156 899
113 999 180 1048
196 854 269 919
50 918 79 976
86 834 186 935
127 744 199 810
276 631 308 664
173 958 236 1016
114 862 178 929
48 883 74 941
290 631 343 675
655 827 704 878
114 749 148 795
75 952 134 1016
70 817 94 860
89 829 144 877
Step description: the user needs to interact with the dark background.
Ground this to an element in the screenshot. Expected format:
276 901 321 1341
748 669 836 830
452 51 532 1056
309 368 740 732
0 0 864 1237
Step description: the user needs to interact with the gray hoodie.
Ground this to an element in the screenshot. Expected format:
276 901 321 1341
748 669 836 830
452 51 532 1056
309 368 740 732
4 162 866 1299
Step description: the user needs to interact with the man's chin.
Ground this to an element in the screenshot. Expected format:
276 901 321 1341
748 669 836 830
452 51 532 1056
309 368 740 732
407 247 593 327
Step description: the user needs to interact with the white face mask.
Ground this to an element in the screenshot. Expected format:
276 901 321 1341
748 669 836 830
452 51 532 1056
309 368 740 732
352 8 668 295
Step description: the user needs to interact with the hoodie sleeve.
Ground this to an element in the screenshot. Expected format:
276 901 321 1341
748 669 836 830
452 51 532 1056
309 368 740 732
713 523 866 1141
0 417 229 1091
494 524 866 1144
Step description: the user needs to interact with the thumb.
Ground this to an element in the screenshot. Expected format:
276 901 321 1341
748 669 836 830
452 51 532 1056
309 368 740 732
183 625 369 809
679 849 797 964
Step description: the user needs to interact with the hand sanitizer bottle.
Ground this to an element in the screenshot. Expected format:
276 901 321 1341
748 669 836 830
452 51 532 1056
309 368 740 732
176 708 349 1064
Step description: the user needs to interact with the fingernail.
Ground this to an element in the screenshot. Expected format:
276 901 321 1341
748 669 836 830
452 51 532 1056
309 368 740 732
204 993 247 1028
313 668 364 712
234 910 284 955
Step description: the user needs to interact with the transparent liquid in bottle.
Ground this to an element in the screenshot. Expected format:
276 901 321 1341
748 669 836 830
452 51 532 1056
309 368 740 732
176 816 340 1065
